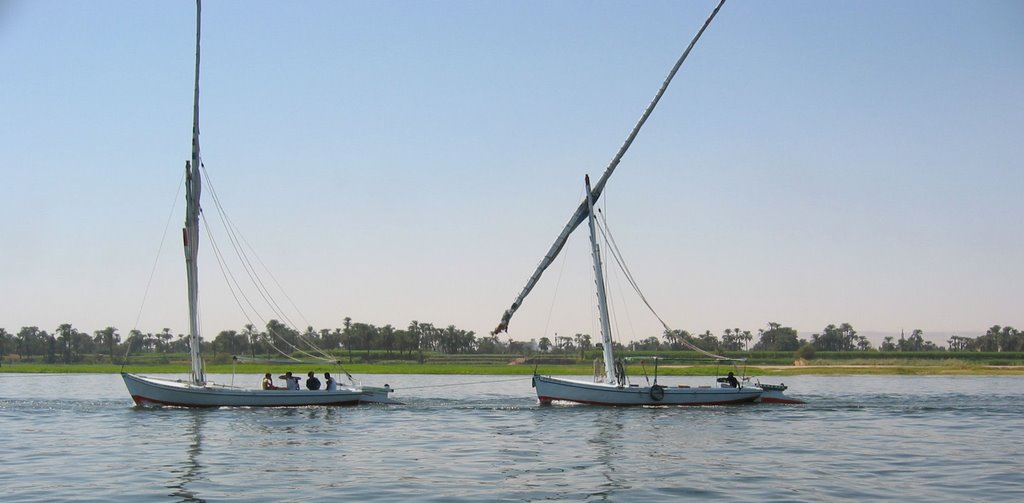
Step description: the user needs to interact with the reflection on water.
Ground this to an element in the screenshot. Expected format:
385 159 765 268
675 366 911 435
2 374 1023 502
168 410 206 502
588 409 626 501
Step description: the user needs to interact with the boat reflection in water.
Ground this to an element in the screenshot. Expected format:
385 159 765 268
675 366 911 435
168 409 206 503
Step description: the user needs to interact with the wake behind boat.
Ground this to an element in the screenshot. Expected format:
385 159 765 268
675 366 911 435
121 0 397 408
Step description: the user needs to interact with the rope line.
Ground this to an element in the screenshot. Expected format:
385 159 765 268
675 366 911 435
202 213 332 363
122 173 187 372
597 209 733 361
199 166 336 362
399 376 529 390
129 174 185 334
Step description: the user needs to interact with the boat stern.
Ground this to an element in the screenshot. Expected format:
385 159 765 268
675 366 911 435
754 382 805 404
359 384 402 405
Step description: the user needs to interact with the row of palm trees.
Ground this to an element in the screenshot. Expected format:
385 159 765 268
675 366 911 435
539 323 1023 354
1 321 1019 364
0 319 487 364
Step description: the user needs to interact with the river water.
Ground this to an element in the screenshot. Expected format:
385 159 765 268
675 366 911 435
1 373 1021 502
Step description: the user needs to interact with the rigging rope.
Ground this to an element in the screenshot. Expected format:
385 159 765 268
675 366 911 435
541 235 570 341
131 176 185 330
201 213 333 363
597 199 638 347
197 167 338 364
595 209 735 361
200 167 312 339
232 229 315 331
122 174 186 371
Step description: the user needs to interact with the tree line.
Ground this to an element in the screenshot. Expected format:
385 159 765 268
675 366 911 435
0 318 504 364
1 320 1020 364
521 322 1021 355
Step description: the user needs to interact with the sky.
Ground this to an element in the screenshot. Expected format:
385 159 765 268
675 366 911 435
1 0 1021 348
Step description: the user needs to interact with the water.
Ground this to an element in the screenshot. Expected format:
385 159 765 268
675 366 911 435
1 374 1022 502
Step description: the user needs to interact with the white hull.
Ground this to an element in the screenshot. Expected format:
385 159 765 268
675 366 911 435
533 374 762 406
122 373 399 407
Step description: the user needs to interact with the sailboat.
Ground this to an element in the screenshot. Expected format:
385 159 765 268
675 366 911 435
530 175 763 406
121 0 397 407
494 0 799 406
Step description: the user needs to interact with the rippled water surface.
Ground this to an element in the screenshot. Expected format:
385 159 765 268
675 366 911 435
2 374 1022 502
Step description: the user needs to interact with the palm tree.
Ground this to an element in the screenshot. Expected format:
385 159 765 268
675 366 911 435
741 330 753 352
538 337 552 353
56 323 76 363
158 329 174 353
0 328 9 366
379 325 396 355
243 323 257 358
662 329 679 349
92 327 120 362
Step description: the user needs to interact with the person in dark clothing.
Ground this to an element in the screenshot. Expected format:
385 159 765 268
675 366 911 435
306 371 322 390
724 371 740 388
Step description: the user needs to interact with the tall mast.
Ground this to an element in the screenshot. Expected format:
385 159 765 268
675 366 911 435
585 175 617 386
492 0 726 335
184 0 205 384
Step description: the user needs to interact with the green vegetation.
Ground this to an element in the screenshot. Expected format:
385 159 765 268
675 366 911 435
2 320 1021 376
3 350 1022 376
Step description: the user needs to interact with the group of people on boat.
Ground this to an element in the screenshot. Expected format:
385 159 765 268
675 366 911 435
261 371 337 391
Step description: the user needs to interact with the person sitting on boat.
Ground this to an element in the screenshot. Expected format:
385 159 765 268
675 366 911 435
279 371 301 390
724 371 740 388
324 372 337 391
261 373 282 390
306 371 321 390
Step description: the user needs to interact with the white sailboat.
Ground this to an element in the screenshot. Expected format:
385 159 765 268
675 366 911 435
121 0 397 407
495 0 800 406
530 175 763 406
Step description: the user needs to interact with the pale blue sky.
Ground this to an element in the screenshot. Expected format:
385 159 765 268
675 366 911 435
1 0 1021 346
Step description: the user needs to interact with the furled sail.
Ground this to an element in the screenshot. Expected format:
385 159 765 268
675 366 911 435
184 0 205 384
493 0 727 334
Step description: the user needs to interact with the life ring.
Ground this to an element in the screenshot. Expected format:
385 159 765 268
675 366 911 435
650 384 665 401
